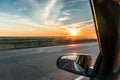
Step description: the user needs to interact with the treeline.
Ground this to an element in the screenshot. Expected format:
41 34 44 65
0 37 97 50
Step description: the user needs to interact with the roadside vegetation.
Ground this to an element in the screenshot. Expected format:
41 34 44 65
0 37 97 50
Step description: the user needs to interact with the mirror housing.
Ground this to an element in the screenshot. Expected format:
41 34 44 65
56 54 93 77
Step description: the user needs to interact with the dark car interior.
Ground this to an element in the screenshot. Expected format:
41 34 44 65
90 0 120 80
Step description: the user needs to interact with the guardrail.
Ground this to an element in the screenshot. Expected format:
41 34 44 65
0 40 53 50
0 39 97 50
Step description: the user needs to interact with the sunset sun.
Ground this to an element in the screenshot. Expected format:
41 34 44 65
69 29 78 36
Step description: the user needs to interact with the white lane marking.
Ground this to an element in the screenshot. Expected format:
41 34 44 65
75 76 84 80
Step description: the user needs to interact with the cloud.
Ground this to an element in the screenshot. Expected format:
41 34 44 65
0 13 42 27
59 19 94 30
0 12 93 32
18 7 27 12
42 0 58 20
71 0 87 3
58 17 70 21
62 11 70 16
0 12 65 30
65 9 81 12
28 0 64 24
0 0 93 35
0 0 64 27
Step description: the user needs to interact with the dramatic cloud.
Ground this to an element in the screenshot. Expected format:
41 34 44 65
28 0 64 24
0 0 94 36
42 0 58 20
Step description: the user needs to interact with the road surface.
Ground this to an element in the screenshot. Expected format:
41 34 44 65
0 42 99 80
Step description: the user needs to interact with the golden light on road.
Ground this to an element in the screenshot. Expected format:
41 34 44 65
69 29 77 36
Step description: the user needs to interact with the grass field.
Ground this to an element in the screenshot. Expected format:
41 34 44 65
0 37 97 50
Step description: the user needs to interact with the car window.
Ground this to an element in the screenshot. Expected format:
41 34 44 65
0 0 99 80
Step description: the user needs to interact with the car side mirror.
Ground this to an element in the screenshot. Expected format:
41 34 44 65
56 54 93 77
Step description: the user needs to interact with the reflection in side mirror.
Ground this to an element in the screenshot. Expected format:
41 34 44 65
56 54 93 77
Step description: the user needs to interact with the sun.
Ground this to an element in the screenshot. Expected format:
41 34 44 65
69 29 77 36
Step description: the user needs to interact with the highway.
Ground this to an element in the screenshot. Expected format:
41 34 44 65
0 42 99 80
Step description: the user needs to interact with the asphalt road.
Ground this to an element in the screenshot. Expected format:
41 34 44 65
0 42 99 80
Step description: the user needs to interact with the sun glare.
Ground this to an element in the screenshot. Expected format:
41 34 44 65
69 29 77 36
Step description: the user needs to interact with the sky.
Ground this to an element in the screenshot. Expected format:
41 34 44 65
0 0 96 38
